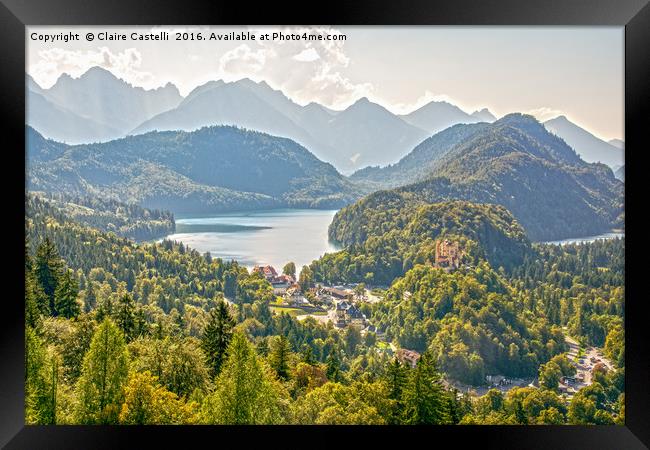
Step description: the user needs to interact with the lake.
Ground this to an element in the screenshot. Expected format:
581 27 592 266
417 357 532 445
164 209 340 273
542 231 624 246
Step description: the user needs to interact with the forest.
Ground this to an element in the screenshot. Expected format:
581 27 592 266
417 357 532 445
26 125 361 214
24 193 625 425
28 192 175 242
314 199 531 285
344 114 623 242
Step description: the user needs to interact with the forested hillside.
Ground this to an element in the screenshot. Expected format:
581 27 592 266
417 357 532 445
25 199 624 425
24 199 463 425
372 263 567 384
313 200 531 285
341 114 623 242
27 125 362 214
351 122 488 187
28 192 175 241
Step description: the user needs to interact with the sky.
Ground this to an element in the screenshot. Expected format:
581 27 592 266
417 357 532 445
27 26 624 141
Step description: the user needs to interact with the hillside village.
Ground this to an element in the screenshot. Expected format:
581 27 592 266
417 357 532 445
250 237 615 399
251 264 372 330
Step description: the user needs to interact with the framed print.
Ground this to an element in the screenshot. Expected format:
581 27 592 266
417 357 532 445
1 0 648 448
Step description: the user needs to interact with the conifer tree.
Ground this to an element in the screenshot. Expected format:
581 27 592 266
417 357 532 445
25 243 44 329
269 335 292 381
54 270 80 319
25 327 57 424
386 358 408 423
34 237 64 314
401 351 450 424
114 293 136 342
75 319 129 424
300 344 316 366
256 337 270 357
83 282 97 313
201 300 235 378
326 347 342 382
200 332 286 424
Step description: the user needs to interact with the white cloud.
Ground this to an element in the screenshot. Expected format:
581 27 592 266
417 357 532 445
30 47 156 89
215 26 372 110
292 47 320 62
218 44 273 76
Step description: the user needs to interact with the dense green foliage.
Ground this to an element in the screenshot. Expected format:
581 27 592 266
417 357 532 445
342 114 623 242
29 192 174 241
314 200 530 285
372 263 566 384
27 125 361 214
511 239 625 352
24 185 624 425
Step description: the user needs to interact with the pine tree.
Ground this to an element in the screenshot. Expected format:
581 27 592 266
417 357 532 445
25 242 43 329
114 293 136 342
75 319 129 424
401 351 450 424
25 238 42 330
223 271 237 299
200 332 286 424
54 270 80 319
96 296 114 322
256 337 270 357
201 300 235 378
269 335 291 381
300 344 316 365
25 271 42 329
34 237 64 315
326 347 342 382
25 327 57 424
83 282 97 313
386 358 408 423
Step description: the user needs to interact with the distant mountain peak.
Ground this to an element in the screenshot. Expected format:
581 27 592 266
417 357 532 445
470 108 497 122
496 112 541 126
548 115 570 123
543 115 624 168
77 66 126 84
353 96 371 105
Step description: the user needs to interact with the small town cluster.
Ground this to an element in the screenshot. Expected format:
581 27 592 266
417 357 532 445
251 236 614 397
251 264 372 329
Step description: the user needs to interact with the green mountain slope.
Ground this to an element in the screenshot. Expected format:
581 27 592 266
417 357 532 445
339 114 623 242
312 200 531 285
27 125 361 213
350 122 489 188
27 192 175 242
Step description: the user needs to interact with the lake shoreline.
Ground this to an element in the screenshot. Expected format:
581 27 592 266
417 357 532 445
164 208 341 273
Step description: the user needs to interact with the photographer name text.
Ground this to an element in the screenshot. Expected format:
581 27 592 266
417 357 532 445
30 30 346 43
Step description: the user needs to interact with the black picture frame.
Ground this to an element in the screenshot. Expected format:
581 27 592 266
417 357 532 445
2 0 648 448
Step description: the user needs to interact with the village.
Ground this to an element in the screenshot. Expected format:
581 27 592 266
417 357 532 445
250 264 377 331
248 239 613 401
253 239 465 330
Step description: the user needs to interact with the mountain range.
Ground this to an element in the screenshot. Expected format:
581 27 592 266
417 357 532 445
27 67 622 174
399 101 493 134
26 68 498 172
334 114 624 242
131 81 432 173
26 125 360 214
26 68 182 144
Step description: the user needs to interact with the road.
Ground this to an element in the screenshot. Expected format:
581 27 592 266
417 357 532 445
564 334 613 390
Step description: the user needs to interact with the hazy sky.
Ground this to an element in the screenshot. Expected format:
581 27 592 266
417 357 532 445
27 26 624 141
